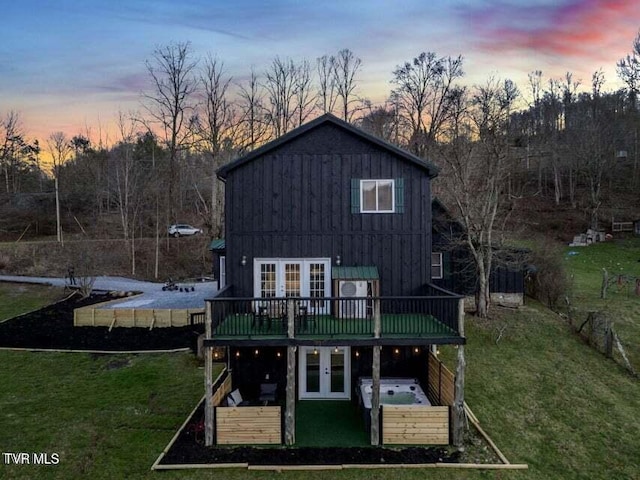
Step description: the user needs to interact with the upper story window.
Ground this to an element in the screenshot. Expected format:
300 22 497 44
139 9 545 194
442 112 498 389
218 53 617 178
360 179 394 213
431 252 443 279
351 178 405 214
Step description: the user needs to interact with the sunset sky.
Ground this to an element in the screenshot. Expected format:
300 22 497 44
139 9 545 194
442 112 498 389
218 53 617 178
2 0 640 144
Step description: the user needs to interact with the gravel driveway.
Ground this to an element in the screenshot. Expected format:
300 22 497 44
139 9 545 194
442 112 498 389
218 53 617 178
0 275 219 310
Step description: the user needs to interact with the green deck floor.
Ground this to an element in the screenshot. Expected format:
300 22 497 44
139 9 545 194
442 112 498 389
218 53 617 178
295 400 369 447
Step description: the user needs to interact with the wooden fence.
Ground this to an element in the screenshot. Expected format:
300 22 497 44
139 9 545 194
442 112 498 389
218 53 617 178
612 219 634 232
382 405 449 445
427 352 455 406
215 406 282 445
211 371 232 407
74 306 205 328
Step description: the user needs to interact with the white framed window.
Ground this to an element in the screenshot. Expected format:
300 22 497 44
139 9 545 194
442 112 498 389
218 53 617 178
360 179 395 213
431 252 443 279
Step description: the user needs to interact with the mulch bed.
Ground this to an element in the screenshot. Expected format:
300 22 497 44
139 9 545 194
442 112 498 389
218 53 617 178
0 292 203 351
160 401 460 466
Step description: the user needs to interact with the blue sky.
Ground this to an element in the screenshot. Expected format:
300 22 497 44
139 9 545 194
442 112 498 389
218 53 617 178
2 0 639 142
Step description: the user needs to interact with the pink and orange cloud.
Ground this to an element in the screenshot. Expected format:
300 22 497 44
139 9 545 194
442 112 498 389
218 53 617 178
464 0 639 62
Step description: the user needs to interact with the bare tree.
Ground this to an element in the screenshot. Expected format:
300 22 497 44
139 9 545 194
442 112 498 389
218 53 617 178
293 59 316 127
566 70 614 230
142 41 199 219
237 68 269 150
358 101 403 145
317 54 338 115
47 131 73 243
332 49 362 121
263 56 298 137
391 52 464 156
617 29 640 110
194 55 237 237
0 111 38 194
437 78 519 317
111 112 146 274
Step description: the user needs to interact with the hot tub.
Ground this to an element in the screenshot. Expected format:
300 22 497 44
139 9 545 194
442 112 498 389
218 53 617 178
358 377 430 409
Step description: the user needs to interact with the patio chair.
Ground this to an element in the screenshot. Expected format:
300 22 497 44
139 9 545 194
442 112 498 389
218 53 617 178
296 305 315 332
258 383 278 405
226 388 251 407
252 300 287 331
252 305 270 329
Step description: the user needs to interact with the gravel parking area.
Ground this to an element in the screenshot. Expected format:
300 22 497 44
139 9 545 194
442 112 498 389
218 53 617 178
0 275 218 309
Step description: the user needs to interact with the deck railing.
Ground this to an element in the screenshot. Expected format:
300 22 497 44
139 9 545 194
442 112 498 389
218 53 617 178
208 290 462 340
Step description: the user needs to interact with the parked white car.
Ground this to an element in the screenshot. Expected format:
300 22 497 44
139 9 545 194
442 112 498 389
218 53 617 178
168 224 203 237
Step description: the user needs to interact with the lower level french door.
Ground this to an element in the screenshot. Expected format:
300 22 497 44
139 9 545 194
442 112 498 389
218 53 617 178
299 346 351 399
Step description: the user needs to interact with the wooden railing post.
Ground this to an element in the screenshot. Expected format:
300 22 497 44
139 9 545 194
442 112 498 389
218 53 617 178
371 298 381 446
204 300 214 446
453 298 466 447
285 299 296 445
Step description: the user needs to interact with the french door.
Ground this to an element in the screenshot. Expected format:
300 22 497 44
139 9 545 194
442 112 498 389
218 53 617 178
299 346 351 399
254 259 330 313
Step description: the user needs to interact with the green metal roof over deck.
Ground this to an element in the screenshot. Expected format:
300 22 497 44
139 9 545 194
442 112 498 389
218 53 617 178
331 266 379 280
209 239 225 251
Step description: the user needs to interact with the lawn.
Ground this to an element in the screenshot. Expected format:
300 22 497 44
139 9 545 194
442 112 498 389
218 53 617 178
0 282 66 322
563 237 640 371
1 275 639 479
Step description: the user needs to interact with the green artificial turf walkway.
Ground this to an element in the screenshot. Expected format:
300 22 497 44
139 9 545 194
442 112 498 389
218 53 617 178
295 400 369 447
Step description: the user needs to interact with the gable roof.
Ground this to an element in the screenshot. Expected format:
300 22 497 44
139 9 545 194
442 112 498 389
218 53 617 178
217 113 439 180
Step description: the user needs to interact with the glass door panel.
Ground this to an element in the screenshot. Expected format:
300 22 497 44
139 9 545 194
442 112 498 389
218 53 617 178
284 263 301 297
305 350 320 393
330 348 346 394
259 263 277 298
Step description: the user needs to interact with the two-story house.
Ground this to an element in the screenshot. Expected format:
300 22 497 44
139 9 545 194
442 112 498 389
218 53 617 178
202 114 466 449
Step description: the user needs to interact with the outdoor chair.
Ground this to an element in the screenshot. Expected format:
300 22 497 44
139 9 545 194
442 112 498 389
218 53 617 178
226 388 251 407
252 306 270 329
252 301 287 331
296 305 315 332
258 382 278 405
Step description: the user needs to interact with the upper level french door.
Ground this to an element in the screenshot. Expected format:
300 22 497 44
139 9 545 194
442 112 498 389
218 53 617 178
254 258 331 313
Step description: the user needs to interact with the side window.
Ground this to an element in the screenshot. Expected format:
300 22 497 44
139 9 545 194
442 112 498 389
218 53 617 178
431 252 443 279
351 178 404 213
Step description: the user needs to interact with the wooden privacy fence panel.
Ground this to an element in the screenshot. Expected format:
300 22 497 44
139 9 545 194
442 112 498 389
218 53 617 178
216 406 281 445
74 307 204 328
211 372 232 407
428 352 455 406
382 405 449 445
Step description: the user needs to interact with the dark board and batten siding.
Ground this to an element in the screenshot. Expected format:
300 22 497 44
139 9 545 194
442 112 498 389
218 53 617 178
224 123 434 298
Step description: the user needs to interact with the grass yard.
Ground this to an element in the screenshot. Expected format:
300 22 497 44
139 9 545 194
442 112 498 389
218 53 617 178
0 282 66 322
1 272 640 479
563 237 640 370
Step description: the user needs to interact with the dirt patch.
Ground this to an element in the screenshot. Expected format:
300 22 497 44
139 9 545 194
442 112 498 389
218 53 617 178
0 293 203 351
160 401 460 466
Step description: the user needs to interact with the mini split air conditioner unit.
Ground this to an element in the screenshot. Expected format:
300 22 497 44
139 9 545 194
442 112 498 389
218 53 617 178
339 280 368 318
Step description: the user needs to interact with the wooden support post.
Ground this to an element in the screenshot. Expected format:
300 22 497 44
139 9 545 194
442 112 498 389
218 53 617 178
284 299 296 446
370 298 381 446
287 299 295 339
285 346 296 445
371 345 381 446
204 301 214 446
453 298 466 447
